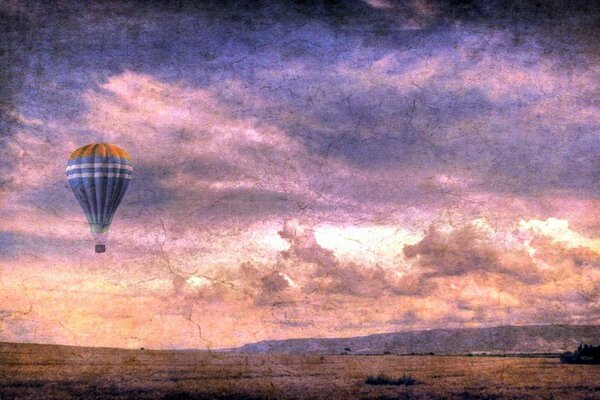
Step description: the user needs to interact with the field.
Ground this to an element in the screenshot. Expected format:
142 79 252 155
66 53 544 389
1 343 600 399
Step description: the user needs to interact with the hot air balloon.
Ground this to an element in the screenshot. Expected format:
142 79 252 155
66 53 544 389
66 143 132 253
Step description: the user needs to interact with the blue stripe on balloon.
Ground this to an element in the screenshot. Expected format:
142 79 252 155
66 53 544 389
67 167 133 175
68 180 93 222
103 170 117 226
108 178 131 224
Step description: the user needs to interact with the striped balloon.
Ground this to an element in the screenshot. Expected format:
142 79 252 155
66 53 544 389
66 143 132 253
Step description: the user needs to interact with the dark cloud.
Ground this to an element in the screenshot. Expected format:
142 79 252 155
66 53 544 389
4 0 600 212
0 3 37 191
233 262 297 307
0 3 32 122
386 310 420 327
403 225 496 276
260 271 290 293
0 230 86 259
384 0 600 53
403 224 542 283
15 160 311 242
0 231 19 258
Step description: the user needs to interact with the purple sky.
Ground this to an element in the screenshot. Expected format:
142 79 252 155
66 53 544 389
1 0 600 349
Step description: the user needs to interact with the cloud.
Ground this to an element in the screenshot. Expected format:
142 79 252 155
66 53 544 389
329 31 600 198
403 223 542 283
260 271 290 293
0 231 19 258
278 221 339 273
277 220 432 297
0 230 91 261
83 72 325 219
400 218 600 326
363 0 394 9
233 263 298 307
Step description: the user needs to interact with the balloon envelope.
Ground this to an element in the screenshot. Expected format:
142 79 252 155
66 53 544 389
66 143 132 252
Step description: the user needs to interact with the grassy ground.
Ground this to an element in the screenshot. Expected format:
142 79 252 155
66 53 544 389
1 342 600 399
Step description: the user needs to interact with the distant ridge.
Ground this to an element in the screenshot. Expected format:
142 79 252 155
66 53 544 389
2 325 599 355
236 325 600 355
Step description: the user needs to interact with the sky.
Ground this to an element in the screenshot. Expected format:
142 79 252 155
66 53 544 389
1 0 599 349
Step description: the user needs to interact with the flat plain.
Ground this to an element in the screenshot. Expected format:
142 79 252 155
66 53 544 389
1 343 599 399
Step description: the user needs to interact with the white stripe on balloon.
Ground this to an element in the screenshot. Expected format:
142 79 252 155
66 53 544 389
68 172 132 179
66 163 133 172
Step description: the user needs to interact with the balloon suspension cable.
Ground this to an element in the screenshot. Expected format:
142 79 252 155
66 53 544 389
91 229 109 254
